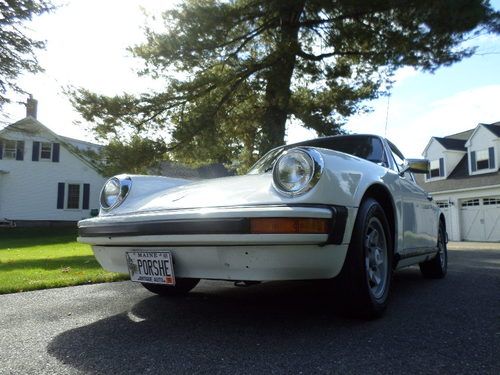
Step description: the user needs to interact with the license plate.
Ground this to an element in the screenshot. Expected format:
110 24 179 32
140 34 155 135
126 251 175 285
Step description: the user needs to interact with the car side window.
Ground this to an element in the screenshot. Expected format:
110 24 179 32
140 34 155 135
390 148 405 172
388 144 415 181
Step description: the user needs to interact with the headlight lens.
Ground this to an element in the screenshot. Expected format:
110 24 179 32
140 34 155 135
272 148 323 196
100 175 132 211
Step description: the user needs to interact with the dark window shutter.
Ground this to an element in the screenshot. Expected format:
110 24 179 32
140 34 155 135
16 141 24 160
52 143 60 162
471 151 476 172
57 183 65 209
439 158 444 177
489 147 495 169
0 142 3 159
83 184 90 209
32 141 40 161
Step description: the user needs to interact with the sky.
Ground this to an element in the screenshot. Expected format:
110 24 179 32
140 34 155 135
2 0 500 158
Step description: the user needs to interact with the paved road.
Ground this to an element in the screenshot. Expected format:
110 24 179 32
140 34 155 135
0 244 499 375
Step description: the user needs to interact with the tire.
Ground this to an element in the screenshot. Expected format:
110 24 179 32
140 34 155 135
419 221 447 278
335 198 393 318
141 278 200 296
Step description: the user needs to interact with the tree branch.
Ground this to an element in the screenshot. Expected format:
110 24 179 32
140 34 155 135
298 6 397 28
296 48 382 61
296 50 336 61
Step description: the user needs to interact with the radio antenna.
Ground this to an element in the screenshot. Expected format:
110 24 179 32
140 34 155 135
384 93 391 137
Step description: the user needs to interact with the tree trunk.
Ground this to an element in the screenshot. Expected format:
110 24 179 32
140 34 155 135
259 1 305 156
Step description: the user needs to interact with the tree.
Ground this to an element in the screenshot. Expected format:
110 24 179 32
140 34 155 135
70 0 499 172
90 135 171 176
0 0 53 108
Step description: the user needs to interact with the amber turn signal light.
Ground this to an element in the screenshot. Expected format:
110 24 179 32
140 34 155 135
250 218 329 234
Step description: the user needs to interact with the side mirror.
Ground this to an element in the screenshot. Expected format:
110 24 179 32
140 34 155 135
401 159 429 174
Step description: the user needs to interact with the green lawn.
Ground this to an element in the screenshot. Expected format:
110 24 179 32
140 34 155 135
0 227 128 294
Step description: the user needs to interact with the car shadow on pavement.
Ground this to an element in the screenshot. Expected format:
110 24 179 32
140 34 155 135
46 249 499 374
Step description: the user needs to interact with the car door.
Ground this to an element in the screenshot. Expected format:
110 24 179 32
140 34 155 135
387 143 438 255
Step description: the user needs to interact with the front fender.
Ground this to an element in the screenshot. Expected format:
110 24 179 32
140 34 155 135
309 148 392 208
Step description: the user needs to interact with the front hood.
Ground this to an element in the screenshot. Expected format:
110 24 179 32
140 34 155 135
106 174 287 216
144 174 280 210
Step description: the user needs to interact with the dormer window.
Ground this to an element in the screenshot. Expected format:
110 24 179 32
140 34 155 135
427 158 444 180
471 147 495 173
476 149 489 170
430 159 440 177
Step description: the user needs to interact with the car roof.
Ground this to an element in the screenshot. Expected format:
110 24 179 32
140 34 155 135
286 134 384 149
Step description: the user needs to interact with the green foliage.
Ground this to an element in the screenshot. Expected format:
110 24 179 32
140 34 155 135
70 135 171 177
70 0 500 171
100 136 171 176
0 0 54 107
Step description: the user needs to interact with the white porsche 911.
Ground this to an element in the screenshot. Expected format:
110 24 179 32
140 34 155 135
78 134 447 318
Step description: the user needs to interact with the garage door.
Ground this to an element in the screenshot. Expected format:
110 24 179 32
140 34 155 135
460 197 500 242
436 201 452 234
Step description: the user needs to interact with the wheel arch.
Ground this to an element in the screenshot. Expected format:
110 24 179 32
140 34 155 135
439 213 446 228
358 183 397 256
439 212 447 243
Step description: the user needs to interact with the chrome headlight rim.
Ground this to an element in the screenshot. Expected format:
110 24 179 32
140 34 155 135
100 175 132 211
272 147 324 197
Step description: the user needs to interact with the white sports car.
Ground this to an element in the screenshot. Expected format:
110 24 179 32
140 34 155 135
78 134 447 318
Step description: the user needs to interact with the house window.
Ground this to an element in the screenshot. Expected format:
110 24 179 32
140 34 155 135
2 140 17 159
57 182 90 210
476 149 490 170
40 142 52 160
436 201 450 209
429 159 443 178
67 184 81 209
1 140 24 160
461 199 480 207
471 147 495 172
483 198 500 206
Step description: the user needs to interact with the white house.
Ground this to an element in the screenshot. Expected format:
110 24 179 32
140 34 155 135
416 122 500 242
0 98 106 226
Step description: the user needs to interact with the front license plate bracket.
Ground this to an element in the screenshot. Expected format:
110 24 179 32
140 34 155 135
126 251 176 285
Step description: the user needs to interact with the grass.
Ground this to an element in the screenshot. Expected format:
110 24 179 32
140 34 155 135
0 227 128 294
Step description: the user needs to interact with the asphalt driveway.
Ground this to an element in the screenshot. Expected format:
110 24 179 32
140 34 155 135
0 243 498 375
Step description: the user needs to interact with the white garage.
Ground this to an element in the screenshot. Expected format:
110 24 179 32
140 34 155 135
460 197 500 242
417 121 500 243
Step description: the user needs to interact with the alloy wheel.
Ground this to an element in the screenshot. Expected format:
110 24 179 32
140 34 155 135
364 217 388 299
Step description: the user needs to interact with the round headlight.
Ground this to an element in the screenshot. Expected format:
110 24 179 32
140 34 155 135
100 176 132 211
272 148 323 196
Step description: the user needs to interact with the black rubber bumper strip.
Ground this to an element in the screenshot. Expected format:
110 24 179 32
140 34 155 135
78 204 348 245
79 218 251 237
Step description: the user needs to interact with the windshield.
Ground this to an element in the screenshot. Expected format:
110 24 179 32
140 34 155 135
248 135 386 174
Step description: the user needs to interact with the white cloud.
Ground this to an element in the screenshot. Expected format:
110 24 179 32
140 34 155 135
392 67 419 86
344 84 500 158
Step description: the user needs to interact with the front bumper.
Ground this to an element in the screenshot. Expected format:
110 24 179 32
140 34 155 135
78 204 353 281
91 244 349 281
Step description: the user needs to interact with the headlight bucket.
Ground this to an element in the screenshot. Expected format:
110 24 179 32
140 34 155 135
272 148 324 196
100 175 132 211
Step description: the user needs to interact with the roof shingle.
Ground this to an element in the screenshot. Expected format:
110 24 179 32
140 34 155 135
482 124 500 137
433 137 467 151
